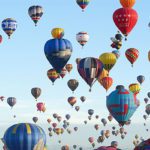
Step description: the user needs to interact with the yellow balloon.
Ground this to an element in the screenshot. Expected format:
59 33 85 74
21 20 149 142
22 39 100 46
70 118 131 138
120 0 136 8
99 53 117 72
51 28 64 39
129 83 141 95
98 69 109 84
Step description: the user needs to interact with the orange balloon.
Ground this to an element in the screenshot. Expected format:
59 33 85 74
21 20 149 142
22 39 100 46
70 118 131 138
120 0 136 8
101 77 113 91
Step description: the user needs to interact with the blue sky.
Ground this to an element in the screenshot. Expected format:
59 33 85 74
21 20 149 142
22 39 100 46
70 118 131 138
0 0 150 149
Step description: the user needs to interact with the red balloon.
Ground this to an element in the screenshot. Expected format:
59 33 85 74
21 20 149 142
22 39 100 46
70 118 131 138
113 8 138 39
0 35 2 43
36 102 45 112
125 48 139 66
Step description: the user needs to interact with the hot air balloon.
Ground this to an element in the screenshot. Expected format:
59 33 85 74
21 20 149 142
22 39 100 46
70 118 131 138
0 35 2 43
120 0 136 8
107 85 137 126
51 28 64 39
97 136 105 143
61 145 69 150
32 117 38 123
77 57 103 91
60 68 67 78
47 68 59 84
108 115 113 122
67 79 79 93
68 97 77 106
137 75 145 85
88 137 94 144
112 50 120 59
28 6 43 26
7 97 16 108
148 50 150 62
44 38 73 73
144 98 149 104
88 109 94 116
134 139 150 150
74 127 78 131
2 18 17 39
101 118 107 126
80 96 86 102
145 104 150 115
113 8 138 40
31 87 41 100
101 77 113 92
52 123 57 128
129 83 140 95
36 102 45 112
66 114 71 120
99 53 117 72
125 48 139 67
75 106 80 111
65 64 73 73
0 96 5 101
47 118 51 124
76 32 89 48
2 123 46 150
76 0 90 11
94 124 100 130
76 58 81 64
98 69 109 84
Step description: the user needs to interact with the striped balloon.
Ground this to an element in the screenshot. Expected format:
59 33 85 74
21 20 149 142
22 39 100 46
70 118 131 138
76 32 89 47
125 48 139 67
2 123 46 150
77 57 103 91
1 18 17 39
7 97 16 108
107 85 138 126
28 6 43 26
47 68 59 84
101 76 113 92
76 0 90 11
44 38 73 73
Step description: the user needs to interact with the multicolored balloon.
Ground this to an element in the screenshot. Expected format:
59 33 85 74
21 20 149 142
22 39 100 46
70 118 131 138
76 32 89 48
47 69 59 84
68 97 77 106
2 18 17 39
107 85 138 126
125 48 139 67
77 57 103 91
28 6 43 26
76 0 90 11
51 28 64 39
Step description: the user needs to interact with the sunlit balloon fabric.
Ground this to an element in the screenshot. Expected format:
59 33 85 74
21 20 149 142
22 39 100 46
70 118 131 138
28 5 43 26
51 28 64 39
107 85 138 126
1 18 17 39
77 57 103 91
2 123 46 150
76 0 90 11
120 0 136 8
99 53 117 72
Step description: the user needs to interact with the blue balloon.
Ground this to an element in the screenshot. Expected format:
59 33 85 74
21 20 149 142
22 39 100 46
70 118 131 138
44 39 73 73
106 85 137 126
2 123 46 150
1 18 17 39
